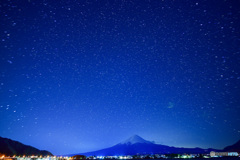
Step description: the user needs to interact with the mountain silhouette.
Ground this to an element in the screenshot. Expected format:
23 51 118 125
70 135 219 156
0 137 53 156
223 140 240 152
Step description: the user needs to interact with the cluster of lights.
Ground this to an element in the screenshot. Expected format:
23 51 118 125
0 156 73 160
4 153 237 159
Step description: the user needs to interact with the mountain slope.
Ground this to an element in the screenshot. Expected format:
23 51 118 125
223 140 240 152
72 135 218 156
0 137 53 156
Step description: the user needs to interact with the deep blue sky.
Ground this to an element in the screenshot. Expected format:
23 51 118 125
0 0 240 155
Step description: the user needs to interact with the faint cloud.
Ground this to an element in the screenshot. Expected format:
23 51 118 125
167 102 174 109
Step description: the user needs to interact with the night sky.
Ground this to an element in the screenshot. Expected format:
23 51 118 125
1 0 240 155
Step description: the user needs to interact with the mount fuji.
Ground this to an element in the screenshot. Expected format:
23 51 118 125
69 135 219 156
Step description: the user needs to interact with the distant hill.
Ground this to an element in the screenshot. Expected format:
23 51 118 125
223 140 240 152
0 137 53 156
69 135 219 156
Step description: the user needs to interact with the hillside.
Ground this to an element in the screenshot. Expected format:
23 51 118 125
0 137 53 156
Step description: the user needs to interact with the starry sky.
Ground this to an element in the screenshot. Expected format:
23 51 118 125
1 0 240 155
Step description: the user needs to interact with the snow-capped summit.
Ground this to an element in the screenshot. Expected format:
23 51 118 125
119 135 153 145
